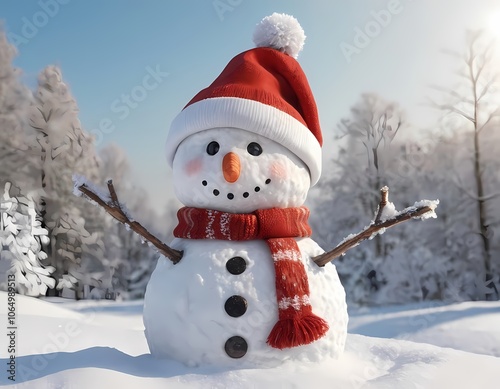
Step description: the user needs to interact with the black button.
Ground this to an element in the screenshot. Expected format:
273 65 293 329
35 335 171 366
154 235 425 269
226 256 247 275
224 336 248 358
224 295 247 317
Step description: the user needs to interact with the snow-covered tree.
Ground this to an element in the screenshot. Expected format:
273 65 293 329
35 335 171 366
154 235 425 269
95 143 167 299
29 65 104 297
1 29 175 300
0 27 38 191
0 182 55 296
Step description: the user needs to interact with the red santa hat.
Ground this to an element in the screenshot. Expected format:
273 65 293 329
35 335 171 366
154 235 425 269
166 13 323 185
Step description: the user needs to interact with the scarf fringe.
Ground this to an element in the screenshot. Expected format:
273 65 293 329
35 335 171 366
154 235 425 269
267 314 329 349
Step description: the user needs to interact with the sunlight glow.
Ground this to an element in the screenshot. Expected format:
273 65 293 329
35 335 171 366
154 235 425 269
487 10 500 38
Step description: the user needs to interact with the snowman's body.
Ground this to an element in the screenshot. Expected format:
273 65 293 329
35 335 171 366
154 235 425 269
143 127 349 367
144 238 347 367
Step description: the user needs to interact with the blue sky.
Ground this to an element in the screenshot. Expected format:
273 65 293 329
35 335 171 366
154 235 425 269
2 0 500 209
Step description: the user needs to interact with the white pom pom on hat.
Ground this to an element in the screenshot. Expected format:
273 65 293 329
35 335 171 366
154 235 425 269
166 13 324 185
252 13 306 59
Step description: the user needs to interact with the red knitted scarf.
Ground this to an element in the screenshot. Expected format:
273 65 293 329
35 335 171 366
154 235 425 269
173 206 329 349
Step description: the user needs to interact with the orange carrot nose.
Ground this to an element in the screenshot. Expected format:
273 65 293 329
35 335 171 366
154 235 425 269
222 152 240 183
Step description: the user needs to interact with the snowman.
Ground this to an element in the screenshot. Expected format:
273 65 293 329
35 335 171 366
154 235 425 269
143 13 348 368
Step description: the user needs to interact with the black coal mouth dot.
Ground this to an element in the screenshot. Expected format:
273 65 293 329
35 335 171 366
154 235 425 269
202 178 271 200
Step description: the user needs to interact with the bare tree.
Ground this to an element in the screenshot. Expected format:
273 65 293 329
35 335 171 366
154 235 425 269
310 94 423 305
430 31 500 299
336 93 403 257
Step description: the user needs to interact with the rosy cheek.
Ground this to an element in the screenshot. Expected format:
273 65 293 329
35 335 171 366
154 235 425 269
184 158 203 176
269 161 289 180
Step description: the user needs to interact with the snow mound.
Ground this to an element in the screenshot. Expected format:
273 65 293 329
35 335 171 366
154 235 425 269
349 300 500 358
2 296 500 388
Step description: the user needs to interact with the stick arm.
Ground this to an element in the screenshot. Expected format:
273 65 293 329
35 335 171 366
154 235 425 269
313 186 439 267
75 177 183 264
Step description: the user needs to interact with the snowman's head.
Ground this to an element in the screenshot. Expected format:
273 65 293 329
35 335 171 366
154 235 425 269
172 127 310 213
167 13 324 212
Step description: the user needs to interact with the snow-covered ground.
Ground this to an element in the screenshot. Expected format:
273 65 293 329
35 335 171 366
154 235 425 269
1 292 499 388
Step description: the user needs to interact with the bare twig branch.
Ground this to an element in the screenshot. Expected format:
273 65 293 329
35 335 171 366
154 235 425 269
107 180 119 206
374 186 389 223
477 79 495 102
313 187 438 267
452 172 500 202
480 192 500 201
443 105 476 123
451 173 478 201
478 108 500 133
77 180 183 264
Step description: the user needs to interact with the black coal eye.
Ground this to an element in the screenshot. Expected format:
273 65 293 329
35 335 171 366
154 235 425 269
247 142 262 156
206 141 220 156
